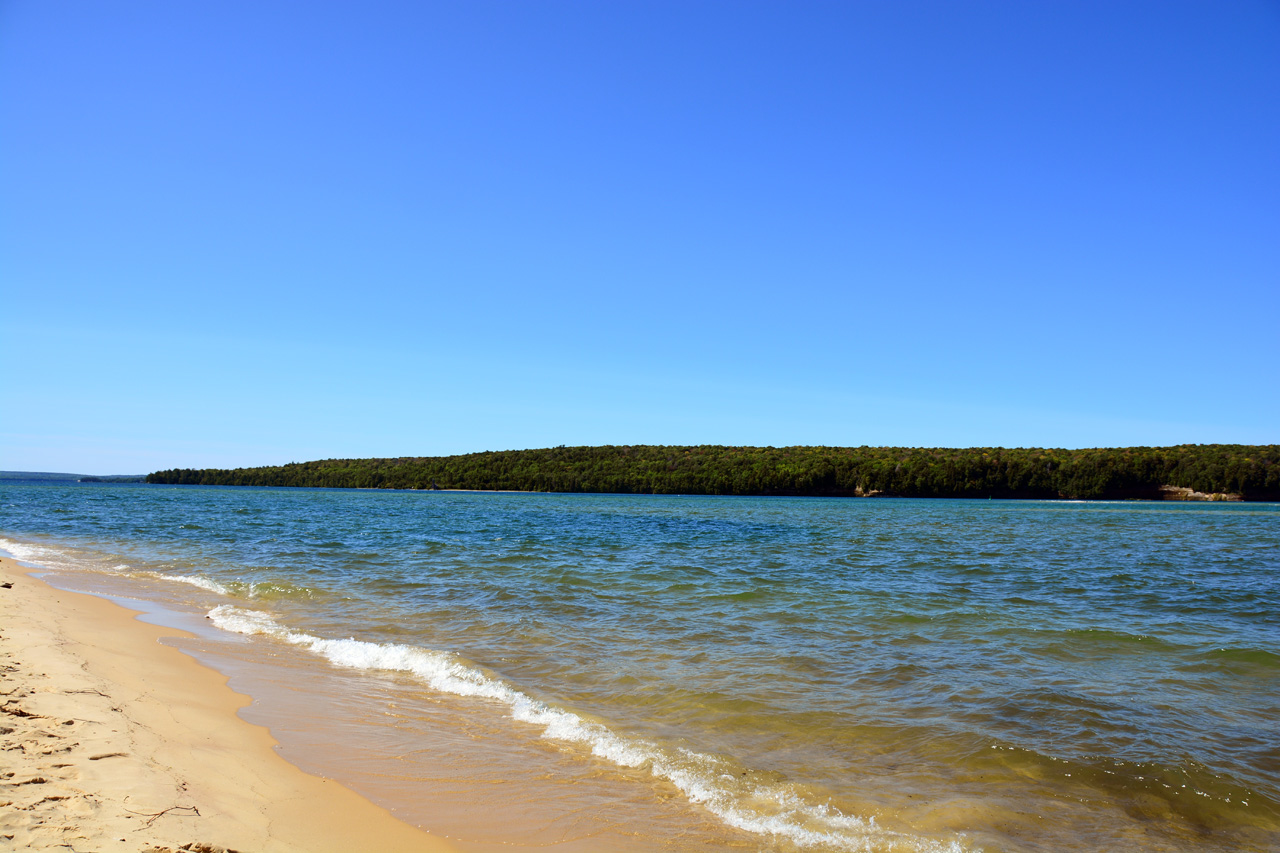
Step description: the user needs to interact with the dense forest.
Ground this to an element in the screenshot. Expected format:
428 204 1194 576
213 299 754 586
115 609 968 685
147 445 1279 500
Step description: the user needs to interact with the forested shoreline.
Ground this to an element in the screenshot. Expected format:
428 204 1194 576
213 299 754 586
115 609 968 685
146 445 1279 501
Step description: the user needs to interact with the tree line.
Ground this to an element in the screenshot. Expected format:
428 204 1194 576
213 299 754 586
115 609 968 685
146 444 1279 500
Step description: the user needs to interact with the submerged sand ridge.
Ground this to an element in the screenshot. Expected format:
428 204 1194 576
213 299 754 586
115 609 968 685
0 555 458 853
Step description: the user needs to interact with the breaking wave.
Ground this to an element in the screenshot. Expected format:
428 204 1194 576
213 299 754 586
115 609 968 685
207 604 970 853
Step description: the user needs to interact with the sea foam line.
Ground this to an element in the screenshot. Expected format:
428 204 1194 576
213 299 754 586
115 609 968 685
207 604 970 853
151 573 231 595
0 537 77 567
0 538 316 604
0 538 219 591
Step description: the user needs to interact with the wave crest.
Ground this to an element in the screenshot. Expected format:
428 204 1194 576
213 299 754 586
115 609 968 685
206 605 969 853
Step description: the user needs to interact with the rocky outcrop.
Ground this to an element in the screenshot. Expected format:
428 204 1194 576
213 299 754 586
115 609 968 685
1158 485 1242 501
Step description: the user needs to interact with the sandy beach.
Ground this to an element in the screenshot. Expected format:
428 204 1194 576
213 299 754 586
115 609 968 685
0 555 458 853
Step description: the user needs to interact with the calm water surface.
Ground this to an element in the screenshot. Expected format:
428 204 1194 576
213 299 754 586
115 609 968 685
2 483 1277 852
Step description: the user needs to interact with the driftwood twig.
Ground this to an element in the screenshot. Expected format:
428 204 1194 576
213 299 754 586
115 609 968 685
125 804 201 826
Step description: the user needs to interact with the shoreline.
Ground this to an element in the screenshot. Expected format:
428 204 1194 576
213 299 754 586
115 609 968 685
0 543 757 853
111 481 1258 501
0 555 459 853
3 493 1275 853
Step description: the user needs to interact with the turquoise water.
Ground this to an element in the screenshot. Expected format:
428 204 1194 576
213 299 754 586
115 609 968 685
2 482 1278 851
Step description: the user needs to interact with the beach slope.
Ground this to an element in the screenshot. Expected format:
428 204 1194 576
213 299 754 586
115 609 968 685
0 555 458 853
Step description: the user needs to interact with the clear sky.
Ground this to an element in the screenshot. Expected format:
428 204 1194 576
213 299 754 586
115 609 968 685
2 1 1277 474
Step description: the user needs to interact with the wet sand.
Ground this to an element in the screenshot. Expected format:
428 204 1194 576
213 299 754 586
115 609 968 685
0 555 459 853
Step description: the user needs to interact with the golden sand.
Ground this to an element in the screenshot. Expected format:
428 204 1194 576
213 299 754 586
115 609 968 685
0 555 459 853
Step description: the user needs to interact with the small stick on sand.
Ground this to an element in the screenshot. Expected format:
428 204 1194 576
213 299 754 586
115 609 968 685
126 805 202 827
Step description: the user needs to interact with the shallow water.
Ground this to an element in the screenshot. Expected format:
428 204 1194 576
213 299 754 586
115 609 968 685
2 482 1277 852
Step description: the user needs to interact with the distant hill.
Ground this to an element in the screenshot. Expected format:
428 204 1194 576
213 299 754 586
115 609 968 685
146 444 1280 501
0 471 146 483
0 471 82 481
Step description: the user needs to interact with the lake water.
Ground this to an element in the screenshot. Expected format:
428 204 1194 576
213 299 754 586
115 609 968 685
2 482 1277 852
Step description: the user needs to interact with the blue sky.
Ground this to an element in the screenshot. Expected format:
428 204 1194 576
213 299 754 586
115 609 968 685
2 1 1277 473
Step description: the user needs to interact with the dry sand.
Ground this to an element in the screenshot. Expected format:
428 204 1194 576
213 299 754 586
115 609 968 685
0 555 460 853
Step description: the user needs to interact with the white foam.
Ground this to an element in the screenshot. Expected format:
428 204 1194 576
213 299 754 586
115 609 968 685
208 604 282 635
0 539 299 605
206 605 971 852
0 537 129 578
151 573 231 596
146 573 317 601
0 537 67 566
1 539 142 581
